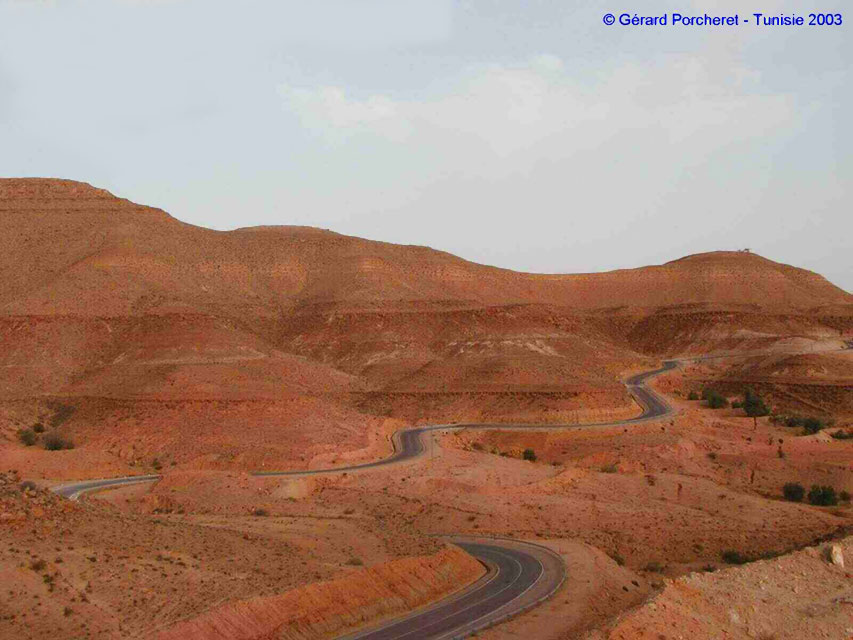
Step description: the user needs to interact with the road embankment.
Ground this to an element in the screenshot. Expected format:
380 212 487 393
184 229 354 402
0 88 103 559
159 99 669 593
155 544 485 640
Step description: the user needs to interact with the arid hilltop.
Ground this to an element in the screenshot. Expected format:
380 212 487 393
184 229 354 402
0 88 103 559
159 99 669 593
2 179 849 316
1 178 852 640
1 178 851 477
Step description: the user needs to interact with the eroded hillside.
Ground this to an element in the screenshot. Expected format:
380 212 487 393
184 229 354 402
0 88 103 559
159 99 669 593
1 178 851 477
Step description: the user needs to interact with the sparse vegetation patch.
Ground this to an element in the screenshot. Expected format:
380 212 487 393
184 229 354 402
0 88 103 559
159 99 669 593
772 414 832 435
742 388 769 426
702 388 727 409
17 428 36 447
721 550 749 565
782 483 805 502
807 485 838 507
47 402 77 428
43 431 74 451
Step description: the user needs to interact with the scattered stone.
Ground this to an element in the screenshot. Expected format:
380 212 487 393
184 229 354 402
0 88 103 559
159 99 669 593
824 545 844 568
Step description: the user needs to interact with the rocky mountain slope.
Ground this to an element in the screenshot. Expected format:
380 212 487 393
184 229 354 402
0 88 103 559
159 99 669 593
2 179 849 316
1 178 851 476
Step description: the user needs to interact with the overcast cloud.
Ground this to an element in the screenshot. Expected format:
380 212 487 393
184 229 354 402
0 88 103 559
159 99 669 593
0 0 849 290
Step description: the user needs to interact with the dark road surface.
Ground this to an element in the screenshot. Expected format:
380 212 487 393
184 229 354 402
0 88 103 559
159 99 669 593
49 347 850 638
47 357 741 639
253 360 679 478
341 539 563 640
52 475 163 501
51 360 679 638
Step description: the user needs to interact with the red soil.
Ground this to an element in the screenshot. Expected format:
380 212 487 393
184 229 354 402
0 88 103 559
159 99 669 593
2 178 850 478
1 178 852 639
157 544 484 640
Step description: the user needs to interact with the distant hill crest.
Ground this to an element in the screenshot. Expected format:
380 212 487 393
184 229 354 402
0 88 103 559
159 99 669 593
1 178 849 317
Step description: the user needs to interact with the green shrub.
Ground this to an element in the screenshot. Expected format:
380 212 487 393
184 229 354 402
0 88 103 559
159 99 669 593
802 417 825 435
840 490 851 503
346 557 363 566
43 432 74 451
152 458 162 471
808 485 838 506
601 463 618 473
742 389 769 422
721 550 749 565
782 415 827 434
731 401 743 409
687 391 700 401
252 508 269 517
32 422 45 434
522 448 537 462
643 561 665 573
18 429 37 447
19 480 38 492
47 403 76 428
706 391 728 409
609 552 625 566
782 482 805 502
830 430 853 440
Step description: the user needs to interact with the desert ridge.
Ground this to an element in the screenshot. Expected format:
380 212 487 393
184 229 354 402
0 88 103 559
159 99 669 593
0 178 851 640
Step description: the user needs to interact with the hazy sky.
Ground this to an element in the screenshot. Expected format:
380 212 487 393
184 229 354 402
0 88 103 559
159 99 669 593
1 0 850 291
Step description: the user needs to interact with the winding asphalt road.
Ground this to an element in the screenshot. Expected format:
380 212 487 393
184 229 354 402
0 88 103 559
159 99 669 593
47 344 852 638
340 538 565 640
253 360 679 478
49 360 680 640
52 474 162 500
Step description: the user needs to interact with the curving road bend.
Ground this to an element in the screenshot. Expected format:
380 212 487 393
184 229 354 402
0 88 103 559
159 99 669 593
256 343 852 480
52 474 162 501
254 360 679 478
47 345 852 638
48 359 677 639
340 538 565 640
57 345 852 637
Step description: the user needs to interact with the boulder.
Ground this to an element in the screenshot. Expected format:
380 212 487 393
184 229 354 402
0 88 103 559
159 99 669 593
824 545 844 568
